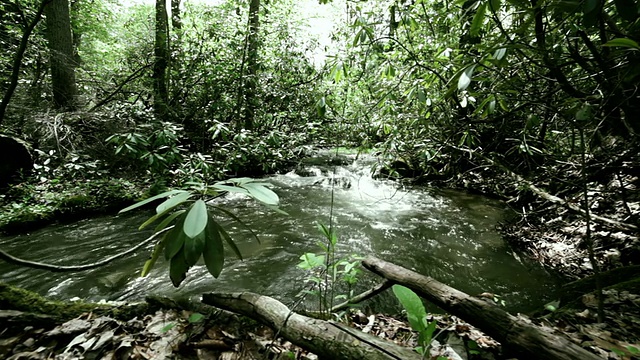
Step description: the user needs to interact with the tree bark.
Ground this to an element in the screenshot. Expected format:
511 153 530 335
0 0 51 126
242 0 260 130
362 256 602 360
202 292 421 360
153 0 169 117
45 0 77 109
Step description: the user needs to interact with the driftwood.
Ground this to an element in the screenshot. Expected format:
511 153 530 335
362 256 602 360
202 292 421 360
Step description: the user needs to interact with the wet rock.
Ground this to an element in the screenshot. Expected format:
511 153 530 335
0 135 32 187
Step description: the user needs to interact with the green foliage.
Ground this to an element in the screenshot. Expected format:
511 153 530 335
122 178 281 286
106 121 185 175
297 222 363 317
392 285 437 355
0 174 142 233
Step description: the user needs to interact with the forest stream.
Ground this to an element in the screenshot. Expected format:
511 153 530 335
0 152 559 314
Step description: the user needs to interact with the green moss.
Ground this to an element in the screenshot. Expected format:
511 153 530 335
0 282 150 321
0 178 143 234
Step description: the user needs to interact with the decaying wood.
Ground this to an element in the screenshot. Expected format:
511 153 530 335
362 256 602 360
202 292 421 360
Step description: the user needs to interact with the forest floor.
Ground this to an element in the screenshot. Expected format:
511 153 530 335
443 156 640 359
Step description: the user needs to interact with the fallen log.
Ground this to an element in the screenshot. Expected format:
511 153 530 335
202 292 421 360
362 256 602 360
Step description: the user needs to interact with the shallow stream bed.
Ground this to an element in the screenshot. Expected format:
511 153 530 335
0 153 559 313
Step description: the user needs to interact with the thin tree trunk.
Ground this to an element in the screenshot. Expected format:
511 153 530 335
153 0 169 117
243 0 260 130
0 0 51 126
45 0 77 109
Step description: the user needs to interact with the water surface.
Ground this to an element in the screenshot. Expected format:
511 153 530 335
0 154 558 313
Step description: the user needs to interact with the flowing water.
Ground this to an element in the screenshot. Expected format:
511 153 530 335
0 152 559 313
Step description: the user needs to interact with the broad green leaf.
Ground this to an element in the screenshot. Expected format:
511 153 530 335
393 285 427 332
212 221 243 260
169 246 189 287
188 313 204 323
470 2 487 38
493 48 507 60
165 215 187 260
316 97 327 117
603 38 640 50
161 323 175 332
457 65 475 91
155 192 192 214
226 177 254 185
184 230 205 266
242 183 279 205
298 253 326 270
489 0 501 12
421 319 437 345
154 210 186 232
118 190 187 214
184 200 208 238
141 233 168 277
203 220 224 278
139 196 189 230
211 184 250 195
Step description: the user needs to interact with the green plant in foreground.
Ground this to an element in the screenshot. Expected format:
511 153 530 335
121 178 282 287
298 222 362 317
392 285 438 356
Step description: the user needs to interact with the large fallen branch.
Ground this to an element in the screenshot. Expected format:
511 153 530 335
202 292 421 360
362 256 602 360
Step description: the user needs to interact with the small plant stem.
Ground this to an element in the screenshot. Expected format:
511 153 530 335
579 127 604 322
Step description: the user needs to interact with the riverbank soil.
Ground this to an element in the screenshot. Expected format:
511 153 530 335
442 150 640 358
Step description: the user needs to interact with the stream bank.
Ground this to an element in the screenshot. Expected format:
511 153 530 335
416 150 640 358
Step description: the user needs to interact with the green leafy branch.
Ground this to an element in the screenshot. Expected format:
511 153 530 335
121 178 282 287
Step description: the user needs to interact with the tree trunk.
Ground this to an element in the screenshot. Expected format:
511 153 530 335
202 292 421 360
362 256 602 360
45 0 77 109
171 0 181 31
153 0 169 117
243 0 260 130
0 0 50 126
